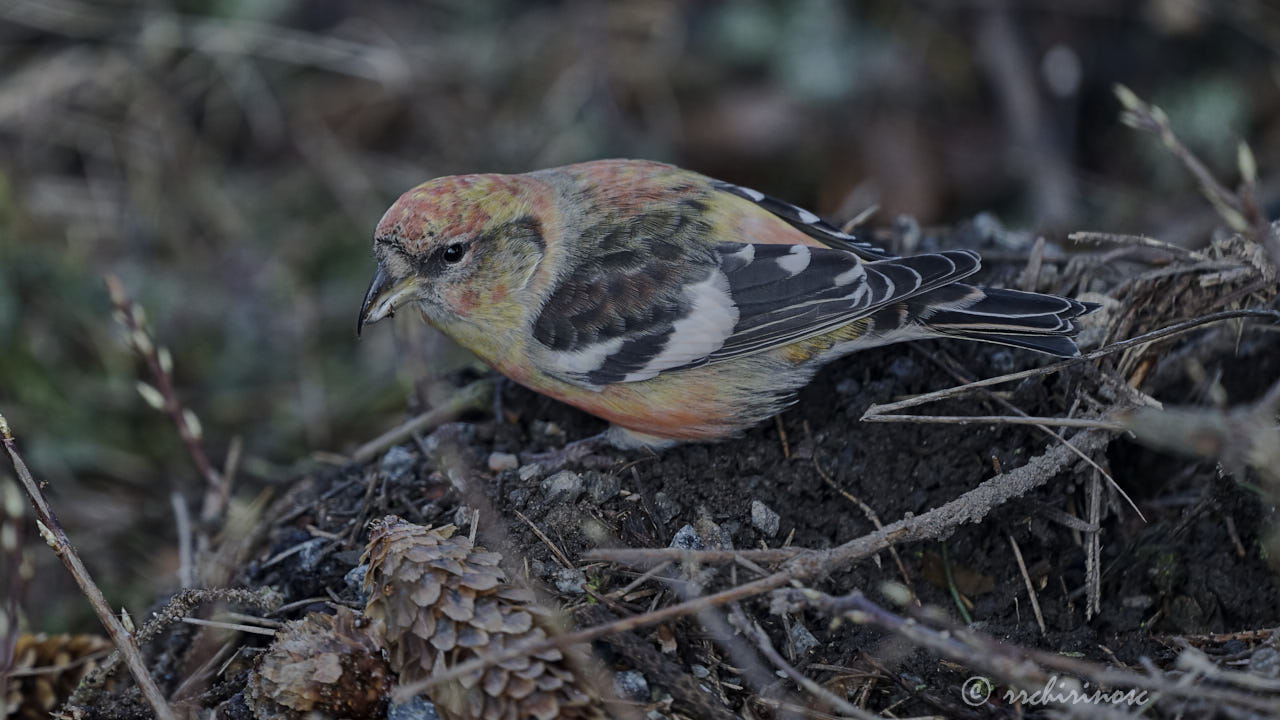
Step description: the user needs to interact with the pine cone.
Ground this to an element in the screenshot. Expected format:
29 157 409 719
244 607 391 720
362 516 602 720
5 634 112 720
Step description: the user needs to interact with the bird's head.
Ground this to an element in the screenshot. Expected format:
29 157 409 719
358 173 548 337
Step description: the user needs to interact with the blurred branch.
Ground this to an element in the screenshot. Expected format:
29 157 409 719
1116 83 1279 276
105 275 227 528
1116 83 1249 232
1117 378 1280 486
0 414 178 720
976 6 1076 226
0 0 410 85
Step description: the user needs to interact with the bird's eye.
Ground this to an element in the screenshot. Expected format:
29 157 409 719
442 243 467 264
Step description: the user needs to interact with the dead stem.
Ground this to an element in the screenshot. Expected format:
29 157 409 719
350 380 492 463
0 415 178 720
1069 231 1209 261
861 413 1125 430
728 605 879 720
1007 534 1046 635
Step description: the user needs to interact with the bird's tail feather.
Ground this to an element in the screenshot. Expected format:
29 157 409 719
909 285 1098 357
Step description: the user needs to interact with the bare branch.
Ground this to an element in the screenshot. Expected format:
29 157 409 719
0 415 178 720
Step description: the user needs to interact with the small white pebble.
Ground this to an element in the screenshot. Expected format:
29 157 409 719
487 452 519 472
554 567 587 594
751 500 780 537
790 621 820 655
614 670 649 701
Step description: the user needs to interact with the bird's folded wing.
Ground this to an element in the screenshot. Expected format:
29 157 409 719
532 239 981 389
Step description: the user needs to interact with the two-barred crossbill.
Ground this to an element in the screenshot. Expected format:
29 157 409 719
358 159 1094 449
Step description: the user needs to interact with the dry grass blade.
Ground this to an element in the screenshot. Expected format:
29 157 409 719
860 413 1125 430
1007 534 1045 635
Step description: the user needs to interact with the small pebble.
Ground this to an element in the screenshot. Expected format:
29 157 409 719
554 567 587 594
507 488 531 509
533 420 566 442
669 524 705 550
789 621 820 655
1249 647 1280 678
343 564 368 597
695 514 733 550
487 452 519 472
543 470 583 502
530 559 557 580
518 463 544 481
387 695 440 720
751 500 780 537
451 505 472 529
584 471 620 503
379 445 416 483
653 491 681 525
835 378 860 396
885 356 917 382
987 349 1017 374
296 538 328 570
614 670 649 701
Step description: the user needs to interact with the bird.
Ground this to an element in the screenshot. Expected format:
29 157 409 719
358 159 1095 452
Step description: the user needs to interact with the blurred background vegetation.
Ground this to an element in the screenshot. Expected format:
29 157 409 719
1 0 1278 630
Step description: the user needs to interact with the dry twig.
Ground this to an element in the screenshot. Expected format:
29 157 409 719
350 380 492 463
0 414 178 720
1006 534 1045 635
